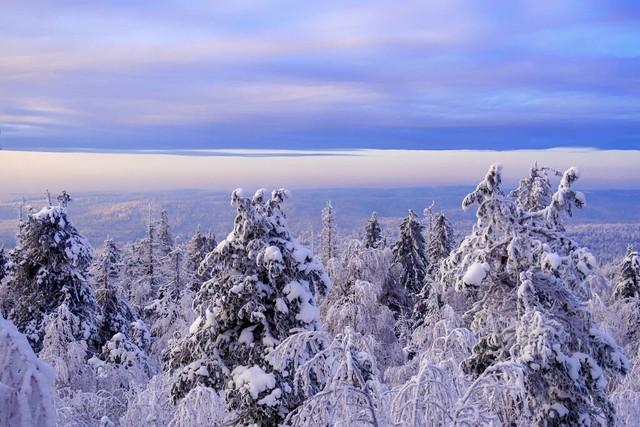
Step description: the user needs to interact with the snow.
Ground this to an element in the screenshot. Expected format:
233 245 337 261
231 365 276 399
284 280 306 301
257 387 282 406
263 246 283 263
296 301 320 324
283 280 319 324
542 252 562 271
462 262 490 286
238 326 256 345
550 403 569 417
189 316 202 334
275 298 289 313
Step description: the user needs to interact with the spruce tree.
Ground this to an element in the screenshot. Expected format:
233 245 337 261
5 192 99 353
167 188 330 425
156 209 174 257
128 208 161 313
145 246 187 362
613 246 640 300
509 163 560 211
392 210 428 299
185 227 217 293
320 200 338 264
91 239 138 347
363 211 384 249
436 164 627 425
0 247 7 284
425 212 455 279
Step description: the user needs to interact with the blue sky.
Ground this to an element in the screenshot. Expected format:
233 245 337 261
1 0 640 150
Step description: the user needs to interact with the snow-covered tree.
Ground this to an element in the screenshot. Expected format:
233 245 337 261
425 212 455 279
91 239 122 291
410 211 454 332
322 240 403 372
320 200 338 263
39 303 97 390
392 209 428 300
0 314 56 427
432 164 628 425
91 239 138 346
145 246 188 363
509 163 560 212
184 227 217 292
167 189 330 425
0 247 7 284
119 372 228 427
277 328 391 426
98 332 155 382
127 209 161 313
612 346 640 425
156 209 174 257
363 211 384 249
5 193 99 354
613 246 640 300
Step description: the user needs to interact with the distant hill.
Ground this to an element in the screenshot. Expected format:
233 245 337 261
1 187 639 263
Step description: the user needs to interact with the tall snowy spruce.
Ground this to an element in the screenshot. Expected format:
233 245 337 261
166 189 330 425
613 246 640 300
145 245 188 362
509 163 560 211
0 247 7 284
425 211 455 279
409 211 454 332
185 227 217 292
392 209 428 300
320 200 338 263
156 209 174 257
433 164 628 425
4 192 99 354
610 246 640 346
90 239 138 347
363 211 384 249
127 208 161 313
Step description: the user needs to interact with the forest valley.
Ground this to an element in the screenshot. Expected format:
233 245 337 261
1 163 640 427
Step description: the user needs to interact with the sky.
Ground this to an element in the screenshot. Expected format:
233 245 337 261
1 0 640 151
2 148 640 198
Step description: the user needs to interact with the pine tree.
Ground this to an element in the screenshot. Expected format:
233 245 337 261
91 239 138 347
320 200 338 264
128 208 161 312
613 246 640 300
363 211 384 249
185 227 217 293
0 314 56 427
145 246 187 362
425 212 455 279
435 164 627 425
0 247 7 284
409 212 455 331
166 188 330 425
509 163 560 211
5 192 99 353
156 209 174 257
392 210 428 300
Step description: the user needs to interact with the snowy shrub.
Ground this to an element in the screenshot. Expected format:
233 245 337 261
0 315 56 427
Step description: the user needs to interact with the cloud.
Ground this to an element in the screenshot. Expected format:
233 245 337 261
0 0 639 149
